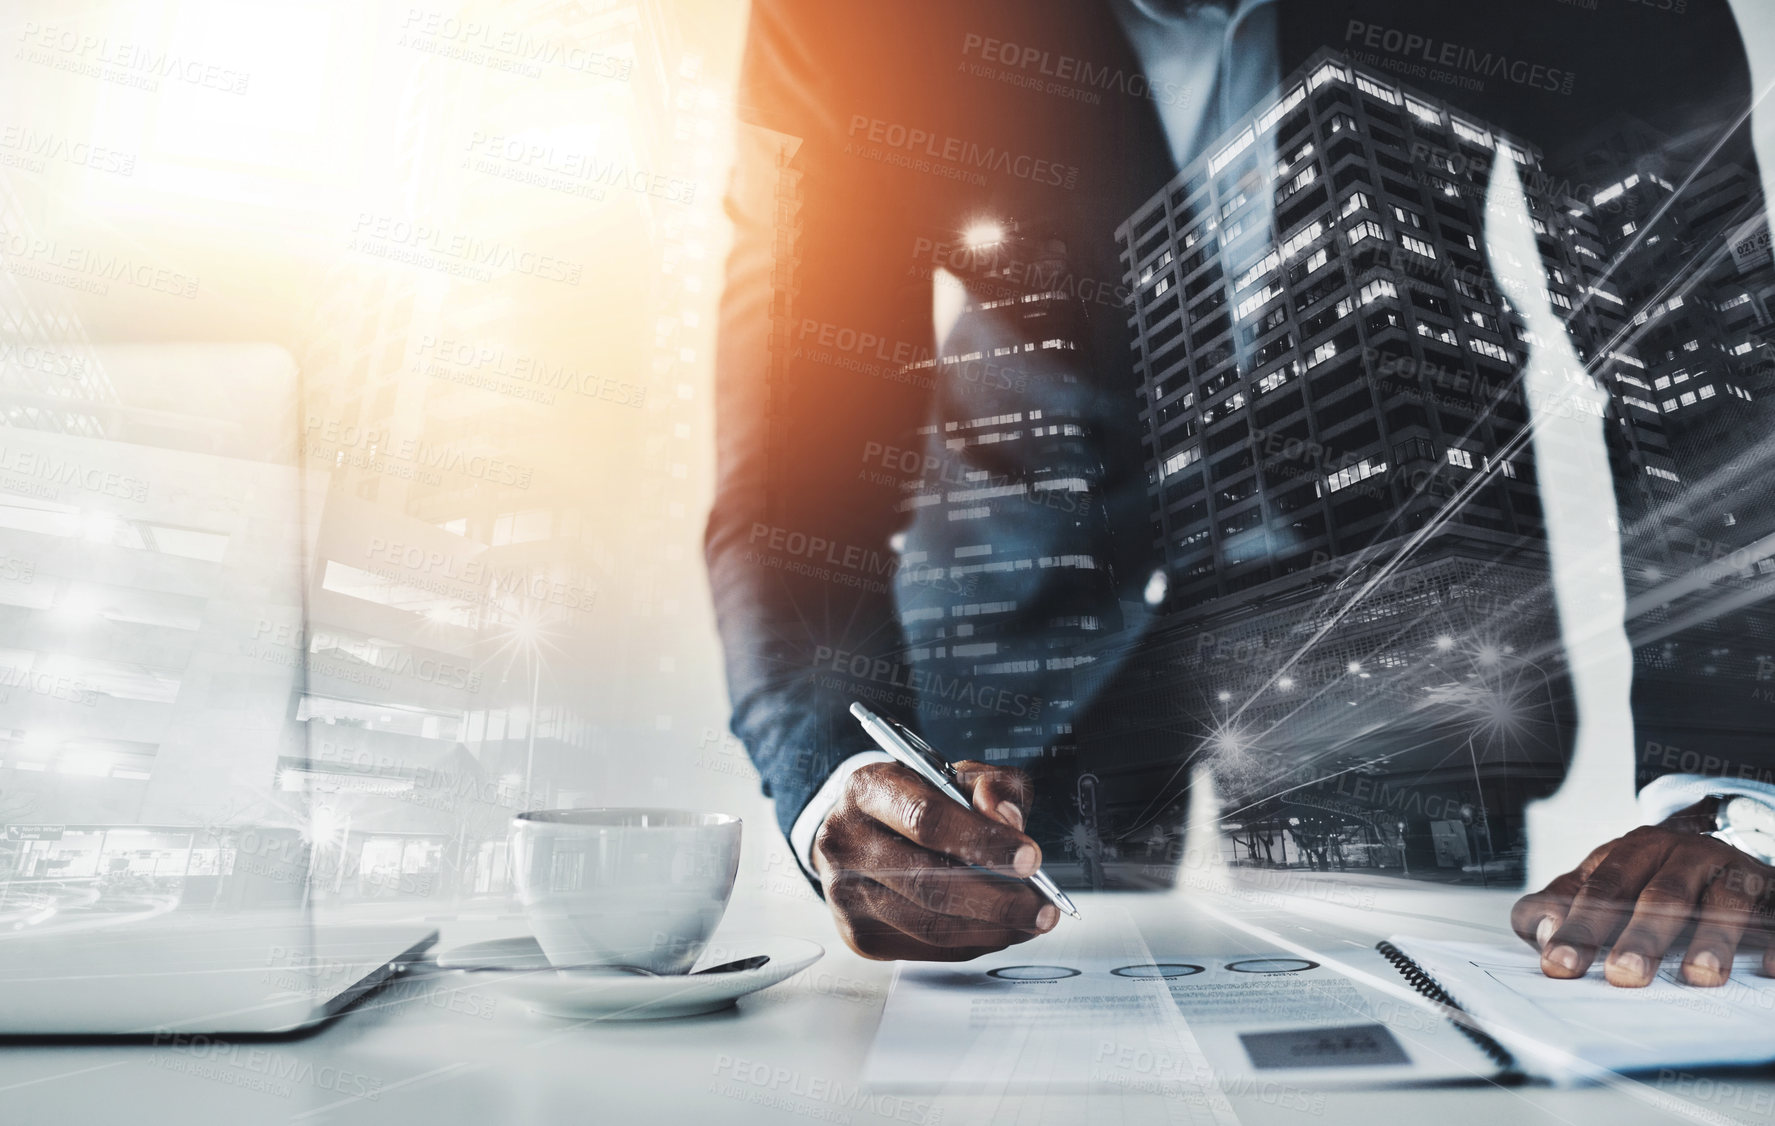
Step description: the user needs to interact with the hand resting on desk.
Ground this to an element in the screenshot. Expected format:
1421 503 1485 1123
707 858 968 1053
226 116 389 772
1510 800 1775 988
811 760 1059 960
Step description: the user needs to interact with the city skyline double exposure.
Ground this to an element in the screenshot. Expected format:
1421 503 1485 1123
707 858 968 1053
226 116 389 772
752 42 1775 888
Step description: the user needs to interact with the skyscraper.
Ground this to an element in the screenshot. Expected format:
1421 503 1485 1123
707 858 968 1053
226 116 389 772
1072 48 1703 880
894 221 1126 767
1569 116 1775 555
1564 114 1775 791
1123 50 1674 607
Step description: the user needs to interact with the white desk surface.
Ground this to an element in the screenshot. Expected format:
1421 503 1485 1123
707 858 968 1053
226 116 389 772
2 871 1770 1126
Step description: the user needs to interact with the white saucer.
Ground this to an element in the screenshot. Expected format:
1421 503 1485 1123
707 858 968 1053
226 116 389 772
438 934 824 1021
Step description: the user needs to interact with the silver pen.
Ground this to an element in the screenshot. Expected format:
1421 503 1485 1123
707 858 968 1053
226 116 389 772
849 702 1081 920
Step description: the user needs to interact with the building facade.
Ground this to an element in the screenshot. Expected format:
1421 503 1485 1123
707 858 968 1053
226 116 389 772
893 222 1127 766
1074 49 1724 882
1120 50 1677 610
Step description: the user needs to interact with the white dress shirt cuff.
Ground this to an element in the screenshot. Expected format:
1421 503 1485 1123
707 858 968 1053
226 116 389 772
788 750 894 881
1639 773 1775 825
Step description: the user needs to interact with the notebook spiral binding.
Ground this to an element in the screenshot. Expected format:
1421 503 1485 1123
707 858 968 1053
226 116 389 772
1375 940 1518 1074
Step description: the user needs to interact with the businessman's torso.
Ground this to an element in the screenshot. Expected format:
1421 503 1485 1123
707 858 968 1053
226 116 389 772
745 0 1769 885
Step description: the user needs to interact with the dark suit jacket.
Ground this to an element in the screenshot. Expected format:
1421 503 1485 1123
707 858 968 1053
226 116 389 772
706 0 1764 878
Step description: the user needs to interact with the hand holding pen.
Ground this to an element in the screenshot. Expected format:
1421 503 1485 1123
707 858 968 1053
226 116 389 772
850 703 1079 921
803 705 1071 961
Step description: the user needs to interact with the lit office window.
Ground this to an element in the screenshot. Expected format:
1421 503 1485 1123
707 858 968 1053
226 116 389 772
1234 251 1281 291
1452 119 1490 146
1280 220 1325 259
1326 459 1387 493
1160 446 1201 478
1257 85 1306 132
1278 165 1317 200
1347 219 1384 246
1273 140 1314 179
1235 284 1283 321
1399 234 1437 259
1209 126 1257 174
1309 61 1350 90
1359 279 1398 306
1468 338 1511 363
1355 73 1400 105
1405 96 1441 125
1305 340 1340 369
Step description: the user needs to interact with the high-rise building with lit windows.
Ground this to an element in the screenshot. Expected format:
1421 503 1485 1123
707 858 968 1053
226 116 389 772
1569 116 1775 556
1119 49 1674 611
1558 115 1775 789
1068 49 1709 880
892 221 1125 766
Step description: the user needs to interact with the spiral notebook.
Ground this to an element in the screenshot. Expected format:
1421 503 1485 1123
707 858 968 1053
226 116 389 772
1381 936 1775 1082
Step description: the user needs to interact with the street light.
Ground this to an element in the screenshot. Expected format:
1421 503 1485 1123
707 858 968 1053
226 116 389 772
302 805 350 908
510 616 544 810
481 598 566 812
964 220 1005 249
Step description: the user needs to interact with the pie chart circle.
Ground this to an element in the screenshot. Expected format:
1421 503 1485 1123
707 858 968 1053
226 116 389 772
1111 963 1206 979
987 965 1082 981
1226 957 1320 974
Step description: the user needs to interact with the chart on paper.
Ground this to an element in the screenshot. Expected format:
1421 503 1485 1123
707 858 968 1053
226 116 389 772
865 928 1499 1098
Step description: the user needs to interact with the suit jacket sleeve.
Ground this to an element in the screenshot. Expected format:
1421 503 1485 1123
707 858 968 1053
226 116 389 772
705 0 935 842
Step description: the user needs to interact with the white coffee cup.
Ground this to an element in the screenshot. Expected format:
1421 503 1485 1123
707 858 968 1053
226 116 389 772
510 809 741 974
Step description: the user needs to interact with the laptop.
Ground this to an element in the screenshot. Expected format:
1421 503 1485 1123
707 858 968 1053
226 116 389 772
0 342 436 1037
0 919 437 1038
